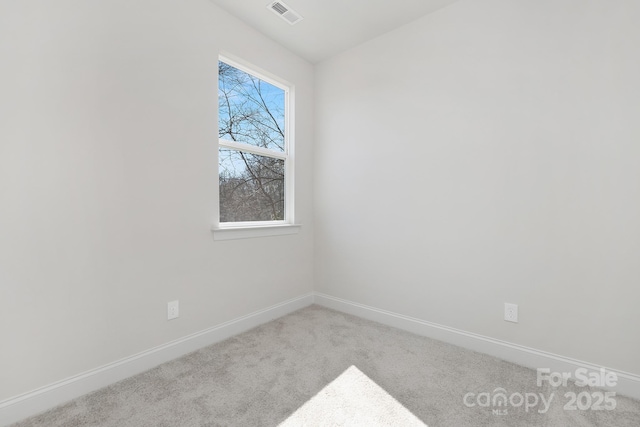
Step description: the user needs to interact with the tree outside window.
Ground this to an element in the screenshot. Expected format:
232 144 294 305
218 59 291 224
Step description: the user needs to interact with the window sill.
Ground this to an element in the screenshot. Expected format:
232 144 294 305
212 224 301 241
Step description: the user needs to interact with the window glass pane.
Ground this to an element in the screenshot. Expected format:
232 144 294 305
219 148 285 222
218 61 285 152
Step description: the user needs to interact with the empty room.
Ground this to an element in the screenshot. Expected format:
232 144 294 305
1 0 639 425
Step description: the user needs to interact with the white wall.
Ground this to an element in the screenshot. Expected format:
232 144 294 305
0 0 314 401
315 0 640 375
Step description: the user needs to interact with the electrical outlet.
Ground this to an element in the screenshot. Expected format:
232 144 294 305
504 303 518 323
168 300 179 320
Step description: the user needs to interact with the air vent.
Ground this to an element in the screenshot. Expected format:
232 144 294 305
267 1 303 25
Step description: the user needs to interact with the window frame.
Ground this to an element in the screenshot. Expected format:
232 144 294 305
213 54 298 240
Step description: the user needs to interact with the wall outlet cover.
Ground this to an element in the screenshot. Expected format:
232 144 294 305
504 303 518 323
168 300 179 320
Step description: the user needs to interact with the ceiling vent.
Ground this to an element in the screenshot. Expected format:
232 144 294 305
267 1 303 25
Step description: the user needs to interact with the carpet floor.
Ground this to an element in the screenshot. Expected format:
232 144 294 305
11 305 640 426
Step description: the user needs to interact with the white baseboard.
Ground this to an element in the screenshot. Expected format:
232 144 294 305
313 292 640 401
0 293 314 427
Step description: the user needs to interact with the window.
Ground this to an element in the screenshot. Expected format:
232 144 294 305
215 56 297 239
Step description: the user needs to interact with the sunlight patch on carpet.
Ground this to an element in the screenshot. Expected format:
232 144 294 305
279 365 427 426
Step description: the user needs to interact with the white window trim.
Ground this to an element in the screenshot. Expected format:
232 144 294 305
212 223 301 241
213 54 299 240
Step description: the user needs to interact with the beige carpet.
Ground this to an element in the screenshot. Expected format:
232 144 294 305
11 305 640 426
278 365 426 426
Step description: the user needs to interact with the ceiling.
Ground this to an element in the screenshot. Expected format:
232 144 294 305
209 0 461 63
